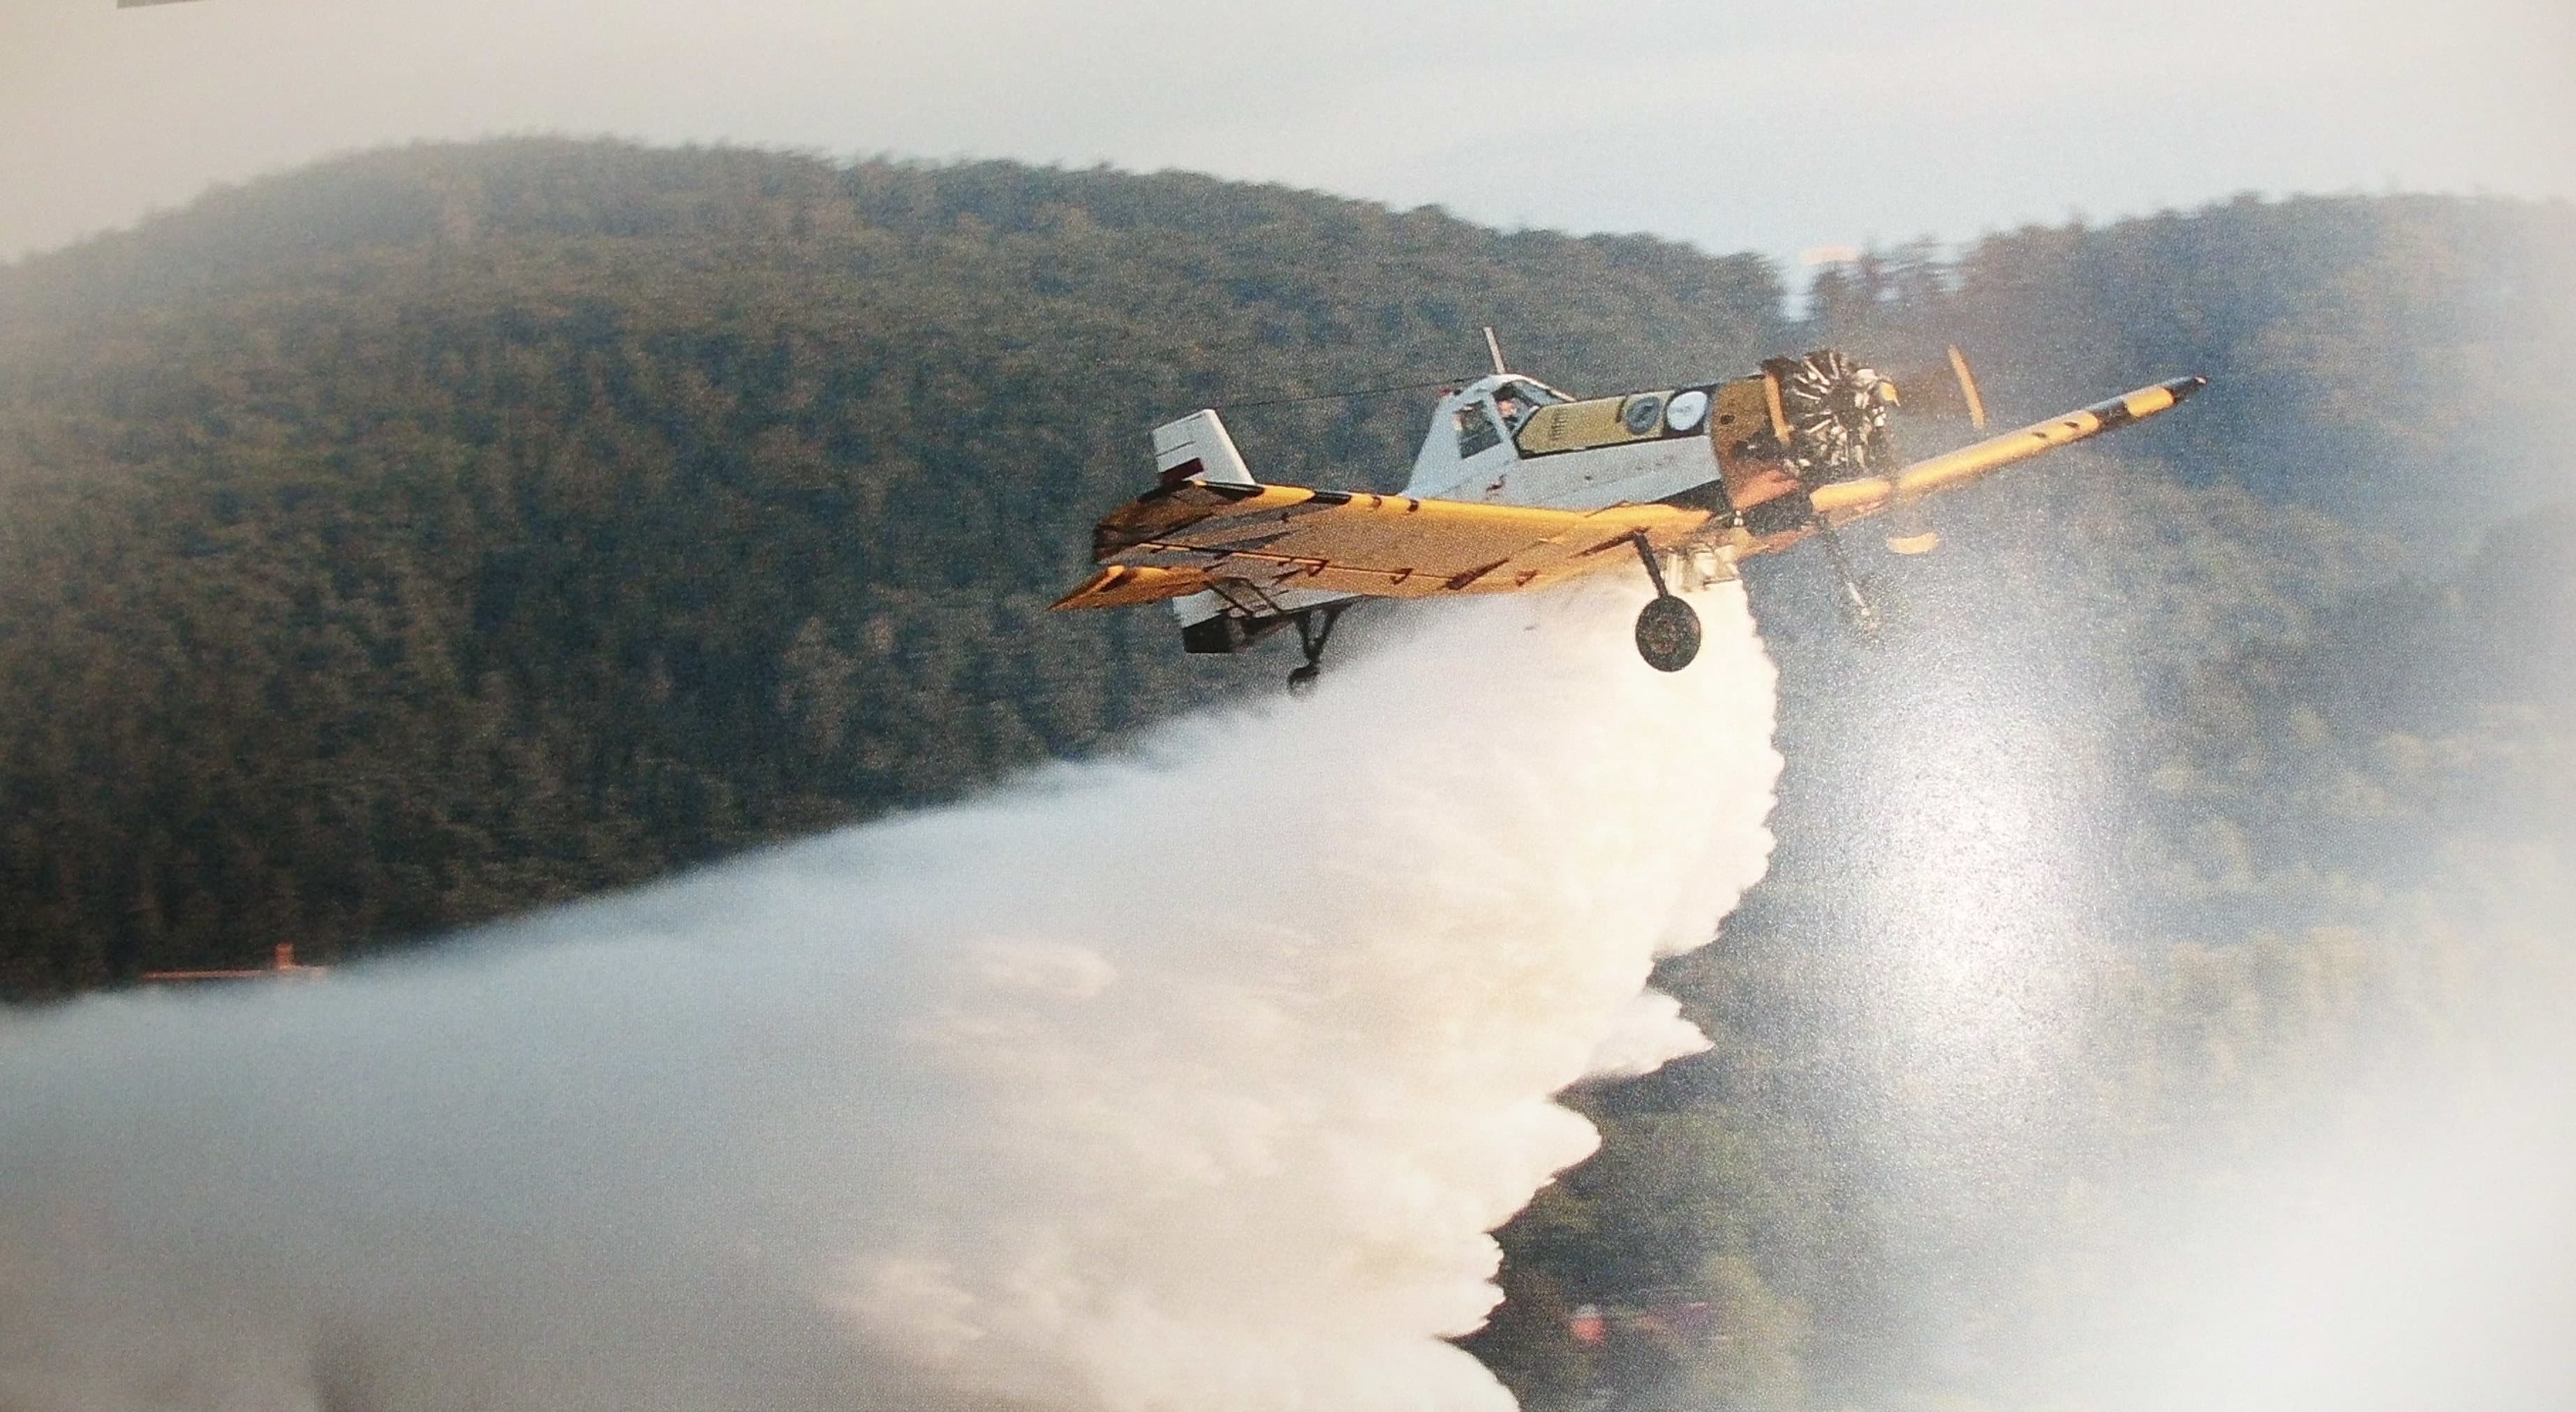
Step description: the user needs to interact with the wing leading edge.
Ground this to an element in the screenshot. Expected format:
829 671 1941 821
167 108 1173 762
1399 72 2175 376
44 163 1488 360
1053 481 1712 611
1808 375 2207 524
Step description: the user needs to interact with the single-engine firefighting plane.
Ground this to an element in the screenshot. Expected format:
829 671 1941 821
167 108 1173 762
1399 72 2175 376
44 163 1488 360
1054 336 2203 689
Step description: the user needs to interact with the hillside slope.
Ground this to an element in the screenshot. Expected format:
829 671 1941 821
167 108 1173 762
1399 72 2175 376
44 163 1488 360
0 140 1787 994
0 140 2566 999
1807 192 2576 525
1 139 2569 1411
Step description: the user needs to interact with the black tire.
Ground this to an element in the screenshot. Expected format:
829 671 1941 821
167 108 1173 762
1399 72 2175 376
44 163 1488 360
1287 665 1322 696
1634 596 1701 672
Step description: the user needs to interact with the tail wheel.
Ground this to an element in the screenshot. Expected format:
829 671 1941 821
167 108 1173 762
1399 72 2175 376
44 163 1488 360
1775 350 1897 484
1634 596 1702 672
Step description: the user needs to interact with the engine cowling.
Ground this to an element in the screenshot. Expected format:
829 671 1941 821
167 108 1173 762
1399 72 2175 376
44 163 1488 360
1768 350 1900 485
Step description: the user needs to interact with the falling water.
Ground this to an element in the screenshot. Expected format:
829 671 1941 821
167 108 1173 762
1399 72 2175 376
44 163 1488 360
0 579 1782 1412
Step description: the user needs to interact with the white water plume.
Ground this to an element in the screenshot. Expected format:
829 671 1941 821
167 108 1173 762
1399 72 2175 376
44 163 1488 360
0 580 1781 1412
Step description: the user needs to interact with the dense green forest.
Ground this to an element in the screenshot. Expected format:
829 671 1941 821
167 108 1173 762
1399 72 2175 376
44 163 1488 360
0 140 1792 992
3 140 2570 1408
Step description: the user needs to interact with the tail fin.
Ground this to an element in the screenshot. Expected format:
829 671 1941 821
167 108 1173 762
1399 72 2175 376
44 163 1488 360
1148 411 1254 635
1153 410 1254 488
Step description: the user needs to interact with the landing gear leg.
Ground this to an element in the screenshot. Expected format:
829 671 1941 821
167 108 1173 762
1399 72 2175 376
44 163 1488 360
1287 603 1347 696
1629 533 1701 672
1812 519 1882 635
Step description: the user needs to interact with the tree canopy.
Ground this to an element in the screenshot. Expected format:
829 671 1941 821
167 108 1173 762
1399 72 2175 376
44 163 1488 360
2 139 2568 1409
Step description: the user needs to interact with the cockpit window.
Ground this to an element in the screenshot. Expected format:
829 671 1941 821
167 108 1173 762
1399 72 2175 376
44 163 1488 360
1455 402 1503 457
1490 378 1564 433
1497 378 1568 406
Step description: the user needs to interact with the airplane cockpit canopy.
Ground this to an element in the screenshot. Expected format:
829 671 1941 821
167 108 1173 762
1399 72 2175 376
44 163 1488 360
1456 402 1506 457
1489 377 1569 429
1419 374 1578 487
1454 376 1571 456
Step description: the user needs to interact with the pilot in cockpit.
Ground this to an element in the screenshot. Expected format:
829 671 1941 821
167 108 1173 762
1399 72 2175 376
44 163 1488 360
1489 378 1563 433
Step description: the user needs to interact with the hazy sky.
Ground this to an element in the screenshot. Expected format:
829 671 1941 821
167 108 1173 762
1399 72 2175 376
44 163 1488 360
3 0 2571 269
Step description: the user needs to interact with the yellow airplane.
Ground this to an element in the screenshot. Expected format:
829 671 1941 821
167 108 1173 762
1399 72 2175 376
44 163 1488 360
1056 338 2204 690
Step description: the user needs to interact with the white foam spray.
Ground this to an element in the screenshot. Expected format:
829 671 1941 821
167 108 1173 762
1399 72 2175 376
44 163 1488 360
0 580 1780 1412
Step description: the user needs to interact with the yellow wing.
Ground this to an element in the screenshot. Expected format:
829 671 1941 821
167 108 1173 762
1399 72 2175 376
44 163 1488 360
1807 375 2207 524
1054 482 1712 611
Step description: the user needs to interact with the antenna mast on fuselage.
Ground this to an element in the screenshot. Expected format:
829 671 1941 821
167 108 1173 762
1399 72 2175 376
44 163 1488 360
1482 326 1507 376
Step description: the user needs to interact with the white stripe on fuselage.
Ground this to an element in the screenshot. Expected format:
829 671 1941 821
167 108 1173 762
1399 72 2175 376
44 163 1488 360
1465 436 1719 512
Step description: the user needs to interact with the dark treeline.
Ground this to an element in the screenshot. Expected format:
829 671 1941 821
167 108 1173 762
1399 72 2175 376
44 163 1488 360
3 140 2570 1408
0 139 1785 994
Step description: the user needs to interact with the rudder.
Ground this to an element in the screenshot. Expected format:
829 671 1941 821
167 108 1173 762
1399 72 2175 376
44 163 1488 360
1153 410 1254 488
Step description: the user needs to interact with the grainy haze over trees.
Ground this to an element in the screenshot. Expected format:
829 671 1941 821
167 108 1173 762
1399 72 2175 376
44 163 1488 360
1 141 2570 1406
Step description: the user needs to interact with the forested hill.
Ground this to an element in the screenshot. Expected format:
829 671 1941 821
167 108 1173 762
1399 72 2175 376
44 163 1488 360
0 140 1787 996
3 140 2572 1410
0 138 2568 999
1801 191 2576 525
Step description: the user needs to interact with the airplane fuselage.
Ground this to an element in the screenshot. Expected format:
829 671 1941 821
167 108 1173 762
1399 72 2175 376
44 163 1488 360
1405 376 1729 513
1060 351 2205 680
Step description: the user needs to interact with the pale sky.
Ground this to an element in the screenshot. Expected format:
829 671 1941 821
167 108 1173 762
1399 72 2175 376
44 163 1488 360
3 0 2571 270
